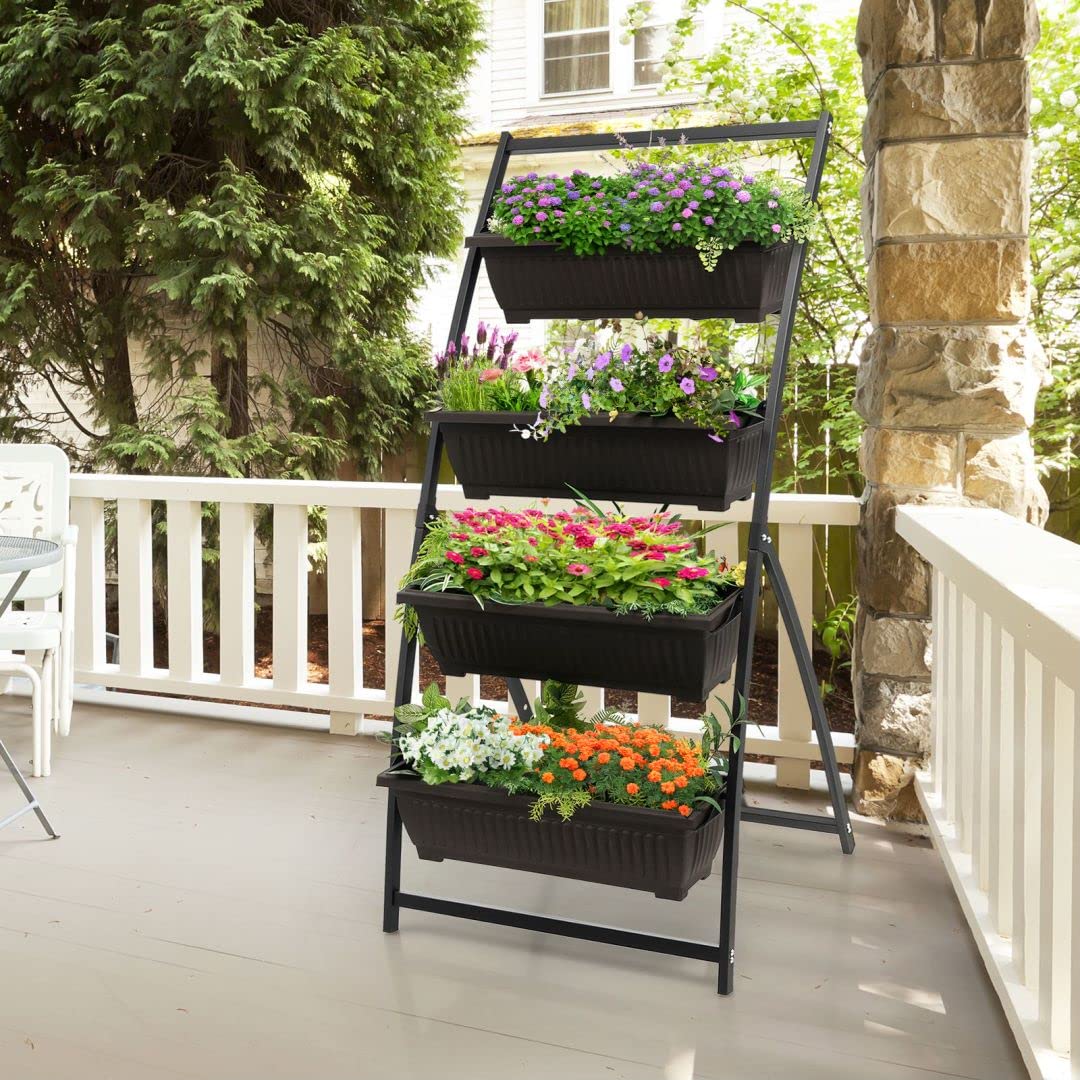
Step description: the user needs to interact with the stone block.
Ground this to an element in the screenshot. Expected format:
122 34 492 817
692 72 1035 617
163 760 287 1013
864 61 1029 157
939 0 979 58
981 0 1040 59
859 612 931 677
856 0 935 95
860 162 875 262
853 749 925 821
963 431 1049 523
857 485 954 616
873 139 1029 240
859 428 958 490
857 674 932 754
869 239 1028 324
854 325 1046 430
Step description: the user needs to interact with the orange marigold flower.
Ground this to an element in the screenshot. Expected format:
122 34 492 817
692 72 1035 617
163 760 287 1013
649 745 660 757
572 768 587 781
661 799 678 811
678 804 693 817
541 772 555 784
674 775 689 789
620 758 636 771
660 781 676 795
596 752 611 764
647 770 662 783
625 783 640 795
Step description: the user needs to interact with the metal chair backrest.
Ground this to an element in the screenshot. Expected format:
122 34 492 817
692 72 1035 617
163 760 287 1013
0 444 70 601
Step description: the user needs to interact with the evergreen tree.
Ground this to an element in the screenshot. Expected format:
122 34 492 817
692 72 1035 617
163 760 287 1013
0 0 481 476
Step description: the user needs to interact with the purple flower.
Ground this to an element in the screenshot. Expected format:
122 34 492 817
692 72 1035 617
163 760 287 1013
671 222 682 231
703 188 715 198
699 365 718 382
526 171 538 180
593 351 611 370
743 174 755 185
678 178 692 190
703 215 715 226
770 186 782 197
667 188 682 199
658 353 674 373
688 200 699 210
581 392 592 409
620 343 633 363
771 223 782 233
512 214 524 225
627 190 639 199
728 411 742 428
567 190 581 201
647 187 660 196
501 183 516 194
649 201 665 212
568 362 578 379
680 377 696 395
539 387 550 408
619 222 632 232
767 199 778 209
535 211 548 222
681 207 693 219
707 433 723 443
736 190 752 204
662 172 676 183
609 377 624 392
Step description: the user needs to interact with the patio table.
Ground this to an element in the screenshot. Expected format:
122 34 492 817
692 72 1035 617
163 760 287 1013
0 535 60 837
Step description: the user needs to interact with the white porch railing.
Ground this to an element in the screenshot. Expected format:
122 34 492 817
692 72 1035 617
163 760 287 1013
898 505 1080 1080
68 474 858 788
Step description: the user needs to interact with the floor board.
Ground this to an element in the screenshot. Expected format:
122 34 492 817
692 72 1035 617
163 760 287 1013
0 700 1027 1080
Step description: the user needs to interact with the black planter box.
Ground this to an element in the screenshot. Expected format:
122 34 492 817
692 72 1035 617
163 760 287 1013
399 586 741 700
434 408 764 512
467 234 793 322
378 769 724 901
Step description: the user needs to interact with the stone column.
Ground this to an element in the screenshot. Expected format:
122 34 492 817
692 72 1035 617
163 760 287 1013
852 0 1047 820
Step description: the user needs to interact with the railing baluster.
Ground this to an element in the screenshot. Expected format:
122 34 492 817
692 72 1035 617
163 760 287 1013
988 619 1011 939
272 503 309 693
958 594 976 853
972 606 989 889
327 505 364 735
383 508 413 700
166 500 203 681
1042 671 1073 1053
116 498 154 675
219 502 255 688
775 524 813 789
70 497 106 673
1022 650 1042 994
943 580 961 825
1010 632 1029 983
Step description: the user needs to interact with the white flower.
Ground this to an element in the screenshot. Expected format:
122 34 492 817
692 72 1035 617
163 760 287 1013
1060 89 1078 109
1031 97 1043 115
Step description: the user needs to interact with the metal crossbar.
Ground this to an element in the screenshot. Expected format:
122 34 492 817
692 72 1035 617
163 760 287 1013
384 111 853 995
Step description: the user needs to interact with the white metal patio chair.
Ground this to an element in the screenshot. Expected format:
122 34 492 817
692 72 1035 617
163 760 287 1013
0 445 77 777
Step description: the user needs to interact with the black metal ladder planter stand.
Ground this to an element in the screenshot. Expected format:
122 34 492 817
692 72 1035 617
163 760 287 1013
380 113 855 996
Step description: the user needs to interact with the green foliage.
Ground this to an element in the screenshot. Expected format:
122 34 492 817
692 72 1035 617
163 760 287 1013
814 594 857 697
399 505 745 626
489 156 815 264
528 789 593 822
1029 0 1080 540
532 681 590 732
0 0 479 477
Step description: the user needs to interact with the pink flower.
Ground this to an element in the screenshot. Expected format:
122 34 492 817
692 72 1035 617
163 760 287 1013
512 214 524 225
680 377 696 395
676 566 710 580
735 190 752 204
680 207 693 218
671 222 682 231
658 353 674 373
567 563 590 576
644 551 667 561
466 567 484 580
449 532 469 541
650 577 672 587
771 223 782 234
479 368 503 382
609 376 624 392
469 546 488 557
445 550 464 565
698 366 717 382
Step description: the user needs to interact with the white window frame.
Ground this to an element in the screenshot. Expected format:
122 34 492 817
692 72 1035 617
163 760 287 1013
539 0 614 98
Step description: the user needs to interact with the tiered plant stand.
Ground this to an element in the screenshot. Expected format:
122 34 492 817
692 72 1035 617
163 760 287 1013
381 113 854 995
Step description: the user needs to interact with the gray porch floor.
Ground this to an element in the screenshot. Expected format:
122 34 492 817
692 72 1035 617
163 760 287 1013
0 698 1026 1080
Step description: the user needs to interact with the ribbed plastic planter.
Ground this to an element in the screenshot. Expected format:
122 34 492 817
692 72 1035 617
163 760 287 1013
399 586 742 700
377 768 724 901
467 235 793 322
435 408 764 512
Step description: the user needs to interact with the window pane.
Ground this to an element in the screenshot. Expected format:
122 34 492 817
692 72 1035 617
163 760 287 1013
544 52 610 93
544 29 609 60
633 24 667 62
634 58 664 86
544 0 609 33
